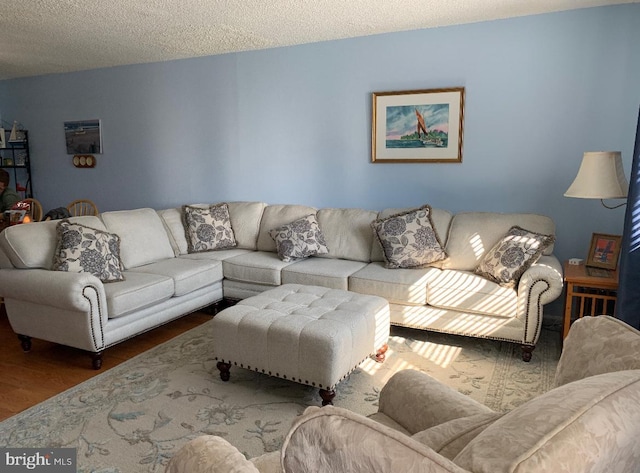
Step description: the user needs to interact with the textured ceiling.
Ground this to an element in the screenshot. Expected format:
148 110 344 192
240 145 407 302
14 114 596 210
0 0 636 80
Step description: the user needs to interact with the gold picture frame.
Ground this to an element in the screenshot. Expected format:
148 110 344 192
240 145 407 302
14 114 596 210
586 233 622 270
372 87 464 163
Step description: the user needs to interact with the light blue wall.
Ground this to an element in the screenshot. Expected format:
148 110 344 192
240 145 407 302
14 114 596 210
1 4 639 268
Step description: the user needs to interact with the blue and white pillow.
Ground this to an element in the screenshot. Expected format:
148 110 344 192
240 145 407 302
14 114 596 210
182 203 237 253
372 205 447 269
269 214 329 262
53 220 125 283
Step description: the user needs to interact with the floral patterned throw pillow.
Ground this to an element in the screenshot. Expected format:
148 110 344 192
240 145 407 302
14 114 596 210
182 203 237 253
269 214 329 262
53 220 125 283
371 205 447 269
475 226 555 287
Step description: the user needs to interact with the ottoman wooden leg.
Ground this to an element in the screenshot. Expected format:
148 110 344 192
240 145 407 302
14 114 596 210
375 344 389 363
319 389 336 406
217 361 231 381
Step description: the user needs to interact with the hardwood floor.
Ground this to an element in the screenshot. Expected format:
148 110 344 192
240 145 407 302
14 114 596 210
0 304 212 422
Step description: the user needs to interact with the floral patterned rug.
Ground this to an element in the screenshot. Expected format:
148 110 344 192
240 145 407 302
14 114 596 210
0 319 561 472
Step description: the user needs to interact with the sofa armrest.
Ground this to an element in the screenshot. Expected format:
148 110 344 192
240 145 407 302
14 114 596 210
516 255 563 344
517 255 563 304
281 406 468 473
166 435 261 473
0 268 104 312
375 370 493 435
555 315 640 387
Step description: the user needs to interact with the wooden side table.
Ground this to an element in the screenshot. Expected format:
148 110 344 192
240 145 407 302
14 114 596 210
563 261 619 339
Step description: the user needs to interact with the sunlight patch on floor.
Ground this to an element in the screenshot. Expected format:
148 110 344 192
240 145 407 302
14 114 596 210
359 337 462 381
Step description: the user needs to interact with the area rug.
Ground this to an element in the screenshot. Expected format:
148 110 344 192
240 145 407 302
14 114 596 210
0 320 561 472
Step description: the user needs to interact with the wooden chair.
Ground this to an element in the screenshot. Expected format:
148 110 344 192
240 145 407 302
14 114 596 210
67 199 99 216
11 198 43 222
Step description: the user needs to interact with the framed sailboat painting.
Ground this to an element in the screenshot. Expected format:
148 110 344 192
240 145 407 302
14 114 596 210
372 87 464 163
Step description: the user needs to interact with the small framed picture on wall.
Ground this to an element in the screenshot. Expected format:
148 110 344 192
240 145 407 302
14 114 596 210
64 119 102 154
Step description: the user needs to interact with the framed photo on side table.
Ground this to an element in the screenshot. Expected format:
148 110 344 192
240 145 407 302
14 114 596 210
586 233 622 270
371 87 464 163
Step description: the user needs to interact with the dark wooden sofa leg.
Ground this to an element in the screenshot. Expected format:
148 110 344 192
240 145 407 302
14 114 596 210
205 298 240 316
18 335 104 370
217 361 231 381
91 352 103 370
18 334 31 352
521 344 534 362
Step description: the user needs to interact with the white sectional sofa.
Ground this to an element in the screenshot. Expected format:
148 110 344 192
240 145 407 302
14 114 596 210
0 201 563 368
0 209 224 368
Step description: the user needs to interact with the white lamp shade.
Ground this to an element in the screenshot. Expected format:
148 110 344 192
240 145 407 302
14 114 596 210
564 151 628 199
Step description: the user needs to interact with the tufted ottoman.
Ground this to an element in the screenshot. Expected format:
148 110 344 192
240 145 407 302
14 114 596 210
211 284 390 405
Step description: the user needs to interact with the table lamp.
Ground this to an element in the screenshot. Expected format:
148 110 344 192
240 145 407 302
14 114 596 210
564 151 629 208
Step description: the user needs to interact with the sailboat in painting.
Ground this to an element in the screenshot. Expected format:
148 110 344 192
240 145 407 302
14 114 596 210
415 109 444 147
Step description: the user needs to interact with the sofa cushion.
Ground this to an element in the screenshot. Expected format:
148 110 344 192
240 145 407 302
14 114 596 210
269 214 329 262
131 257 222 297
454 370 640 472
555 315 640 387
372 205 448 269
282 258 367 290
103 271 175 318
222 251 296 286
316 208 378 263
157 207 189 256
227 201 268 250
179 248 253 261
0 216 104 270
182 203 237 253
427 270 517 318
52 220 125 283
443 212 555 271
256 204 317 252
474 226 554 287
101 208 175 269
349 262 439 305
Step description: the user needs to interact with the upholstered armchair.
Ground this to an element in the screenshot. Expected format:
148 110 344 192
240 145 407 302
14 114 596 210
166 316 640 473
